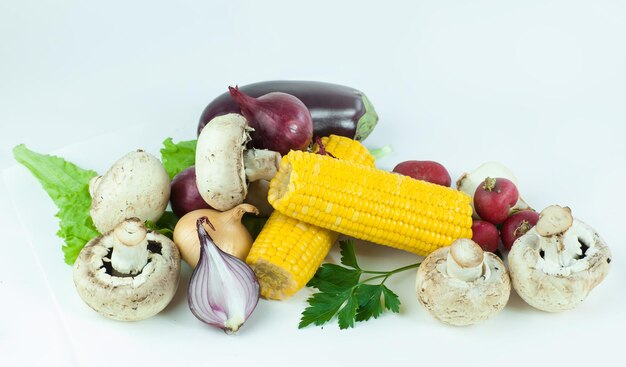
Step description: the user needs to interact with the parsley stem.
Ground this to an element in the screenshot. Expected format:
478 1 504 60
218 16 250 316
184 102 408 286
362 262 421 275
361 262 421 284
301 240 419 329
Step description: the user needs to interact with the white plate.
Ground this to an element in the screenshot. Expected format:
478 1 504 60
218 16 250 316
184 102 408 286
4 125 624 367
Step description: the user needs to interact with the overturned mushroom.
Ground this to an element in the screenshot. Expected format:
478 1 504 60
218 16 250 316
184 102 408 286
73 218 181 321
195 113 281 211
416 238 510 326
90 150 170 233
508 205 611 312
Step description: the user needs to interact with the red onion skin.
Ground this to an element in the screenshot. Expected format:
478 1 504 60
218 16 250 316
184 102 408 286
229 86 313 156
170 166 211 218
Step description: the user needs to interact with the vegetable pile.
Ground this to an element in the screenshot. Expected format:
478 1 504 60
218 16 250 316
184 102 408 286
13 80 612 333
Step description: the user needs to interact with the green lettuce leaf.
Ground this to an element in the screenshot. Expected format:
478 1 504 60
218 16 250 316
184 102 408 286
13 144 100 265
160 138 197 179
145 211 178 239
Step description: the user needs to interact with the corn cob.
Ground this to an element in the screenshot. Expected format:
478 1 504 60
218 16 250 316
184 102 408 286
268 151 473 256
246 135 374 300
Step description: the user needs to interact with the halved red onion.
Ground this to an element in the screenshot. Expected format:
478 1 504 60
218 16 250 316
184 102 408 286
187 217 260 334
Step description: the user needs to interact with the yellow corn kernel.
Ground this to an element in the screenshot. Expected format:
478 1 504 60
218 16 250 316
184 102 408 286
246 135 374 300
311 135 376 168
246 214 339 300
268 151 473 256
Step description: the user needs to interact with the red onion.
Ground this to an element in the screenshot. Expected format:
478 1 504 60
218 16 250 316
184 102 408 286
228 86 313 155
187 217 260 334
170 166 212 218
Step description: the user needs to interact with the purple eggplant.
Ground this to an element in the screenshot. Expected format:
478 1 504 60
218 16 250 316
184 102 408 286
197 80 378 142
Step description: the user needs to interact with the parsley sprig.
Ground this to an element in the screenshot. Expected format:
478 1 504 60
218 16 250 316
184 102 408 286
299 240 421 329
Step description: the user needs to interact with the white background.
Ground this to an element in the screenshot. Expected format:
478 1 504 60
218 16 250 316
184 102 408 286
1 1 625 366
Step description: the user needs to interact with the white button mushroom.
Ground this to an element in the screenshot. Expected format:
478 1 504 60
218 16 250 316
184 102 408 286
508 205 612 312
73 218 181 321
415 238 511 326
89 149 170 233
195 113 281 211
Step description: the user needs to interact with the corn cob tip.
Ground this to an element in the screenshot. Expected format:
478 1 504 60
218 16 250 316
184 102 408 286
249 136 376 300
247 259 298 300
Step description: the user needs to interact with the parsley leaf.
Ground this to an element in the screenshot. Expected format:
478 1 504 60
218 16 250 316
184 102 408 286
339 239 360 269
299 289 352 328
354 284 384 322
299 239 420 330
160 138 197 179
381 285 401 313
337 290 359 329
309 263 361 289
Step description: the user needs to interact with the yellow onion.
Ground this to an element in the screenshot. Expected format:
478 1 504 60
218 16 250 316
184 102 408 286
173 204 259 267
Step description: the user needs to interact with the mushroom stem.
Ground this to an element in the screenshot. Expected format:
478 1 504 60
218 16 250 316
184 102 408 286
536 205 573 237
111 218 149 275
535 205 581 269
446 239 485 282
540 231 583 269
243 149 281 182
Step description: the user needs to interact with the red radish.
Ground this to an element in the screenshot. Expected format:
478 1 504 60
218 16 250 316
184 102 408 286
392 160 451 187
474 177 519 224
229 86 313 155
170 166 211 218
471 220 500 253
500 210 540 251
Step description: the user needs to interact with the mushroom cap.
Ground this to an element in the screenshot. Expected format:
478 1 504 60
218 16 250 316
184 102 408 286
73 230 181 321
195 113 249 211
416 247 510 326
508 219 611 312
90 150 170 233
